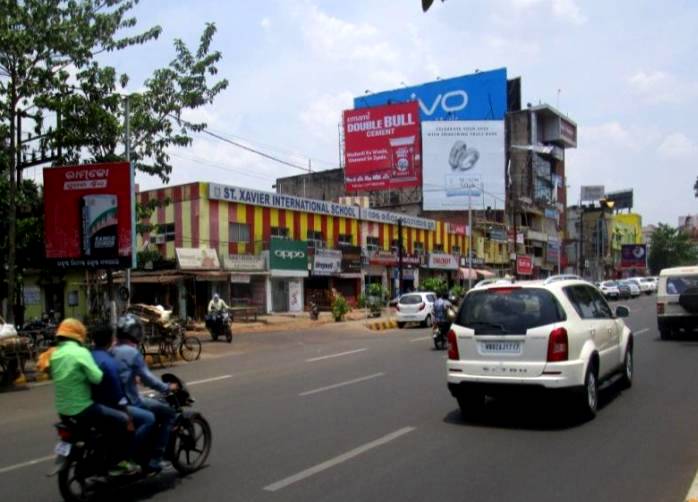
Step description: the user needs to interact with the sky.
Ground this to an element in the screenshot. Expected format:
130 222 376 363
73 0 698 226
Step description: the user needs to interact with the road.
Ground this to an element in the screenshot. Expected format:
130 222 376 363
1 293 697 501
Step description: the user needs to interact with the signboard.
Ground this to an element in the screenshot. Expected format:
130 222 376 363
544 208 559 220
620 244 647 269
208 184 360 220
580 185 605 202
421 121 505 211
605 189 633 210
488 228 508 242
270 239 308 271
341 246 362 274
43 162 134 268
446 223 467 236
354 68 508 121
516 255 534 275
428 253 459 270
369 250 398 266
223 254 266 271
313 249 342 276
547 239 560 264
359 207 436 231
230 275 251 284
176 248 220 270
343 101 421 191
23 286 41 305
542 115 578 148
289 280 303 313
392 268 416 280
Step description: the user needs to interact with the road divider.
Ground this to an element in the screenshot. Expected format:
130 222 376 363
263 426 416 492
299 373 385 397
306 348 367 363
366 319 397 331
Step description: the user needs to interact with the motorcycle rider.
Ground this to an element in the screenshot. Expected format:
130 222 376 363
112 314 178 474
207 293 229 313
433 292 453 340
46 318 139 476
91 323 155 468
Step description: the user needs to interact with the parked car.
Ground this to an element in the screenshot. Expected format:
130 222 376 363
446 279 633 420
638 277 657 294
620 279 641 297
656 266 698 340
598 281 621 300
616 281 632 299
396 292 437 328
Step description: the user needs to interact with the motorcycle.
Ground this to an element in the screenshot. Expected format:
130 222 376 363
432 322 450 350
51 374 212 502
309 301 320 321
205 309 232 343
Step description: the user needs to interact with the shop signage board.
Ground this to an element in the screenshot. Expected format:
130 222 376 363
516 255 534 275
620 244 647 269
489 228 508 242
360 207 436 231
208 183 360 220
230 275 251 284
428 253 459 270
176 247 221 270
223 254 266 271
270 239 308 271
547 238 560 264
43 162 134 268
392 268 416 280
580 185 605 202
446 223 467 236
313 249 342 276
289 280 303 312
340 245 362 274
343 101 421 192
369 250 398 266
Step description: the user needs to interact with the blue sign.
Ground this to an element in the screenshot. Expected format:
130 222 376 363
354 68 508 121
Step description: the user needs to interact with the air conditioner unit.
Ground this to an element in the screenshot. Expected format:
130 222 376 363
154 234 166 244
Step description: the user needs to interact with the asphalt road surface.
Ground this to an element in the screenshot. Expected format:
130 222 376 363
1 294 697 502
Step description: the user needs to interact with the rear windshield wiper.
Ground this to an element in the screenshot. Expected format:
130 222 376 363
466 321 506 332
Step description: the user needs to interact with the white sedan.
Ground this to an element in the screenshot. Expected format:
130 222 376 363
396 292 437 328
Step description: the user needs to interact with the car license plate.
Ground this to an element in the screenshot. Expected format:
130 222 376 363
54 441 71 457
480 342 521 354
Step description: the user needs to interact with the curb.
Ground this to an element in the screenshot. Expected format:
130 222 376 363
366 319 398 331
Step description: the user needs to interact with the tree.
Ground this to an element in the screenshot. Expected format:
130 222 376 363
694 176 697 198
1 0 228 321
648 224 698 274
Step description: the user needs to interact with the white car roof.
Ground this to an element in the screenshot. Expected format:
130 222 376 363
659 266 698 276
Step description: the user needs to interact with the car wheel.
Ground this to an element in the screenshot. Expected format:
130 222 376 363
576 362 598 420
422 314 433 328
620 345 633 389
457 391 485 419
397 322 405 329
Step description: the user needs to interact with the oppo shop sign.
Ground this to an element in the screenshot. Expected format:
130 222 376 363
270 239 308 271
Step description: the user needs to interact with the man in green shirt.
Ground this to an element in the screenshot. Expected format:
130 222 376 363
49 318 139 476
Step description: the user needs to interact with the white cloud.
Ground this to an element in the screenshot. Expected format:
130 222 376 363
657 132 698 158
260 17 271 31
509 0 586 24
299 91 354 140
628 71 698 104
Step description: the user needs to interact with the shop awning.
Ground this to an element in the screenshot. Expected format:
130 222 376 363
476 269 496 279
458 268 478 280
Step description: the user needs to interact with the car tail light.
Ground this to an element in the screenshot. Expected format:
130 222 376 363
547 327 568 362
447 329 459 360
418 302 425 311
490 287 519 295
657 303 665 315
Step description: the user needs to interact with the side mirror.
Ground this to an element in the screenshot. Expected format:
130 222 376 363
615 305 630 318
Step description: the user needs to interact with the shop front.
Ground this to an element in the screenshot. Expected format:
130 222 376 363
175 247 227 319
307 249 342 308
268 239 308 313
423 253 460 287
223 253 269 314
337 245 362 305
366 250 396 297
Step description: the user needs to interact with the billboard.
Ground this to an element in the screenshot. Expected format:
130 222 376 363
421 121 505 211
620 244 647 269
43 162 134 268
343 101 421 191
354 68 508 121
516 255 533 275
580 185 605 202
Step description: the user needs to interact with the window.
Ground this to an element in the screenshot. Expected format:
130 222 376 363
307 230 325 249
564 285 612 319
366 236 380 252
451 245 461 255
588 287 613 319
338 234 353 246
414 242 425 255
230 223 251 243
271 226 289 239
150 222 175 243
433 244 444 252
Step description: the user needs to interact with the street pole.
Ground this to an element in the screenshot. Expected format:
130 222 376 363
398 219 404 297
468 187 473 290
124 95 131 310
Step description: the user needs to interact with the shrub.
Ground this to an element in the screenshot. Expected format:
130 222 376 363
357 292 367 309
331 294 350 322
420 277 448 297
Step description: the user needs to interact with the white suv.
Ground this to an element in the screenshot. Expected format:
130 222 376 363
446 279 633 419
656 266 698 339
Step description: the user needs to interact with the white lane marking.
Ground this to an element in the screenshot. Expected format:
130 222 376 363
634 328 650 335
684 463 698 502
188 374 233 386
0 455 54 475
306 348 367 363
299 373 385 397
410 336 432 342
263 426 416 492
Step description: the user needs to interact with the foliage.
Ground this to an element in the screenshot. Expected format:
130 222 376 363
331 294 350 322
420 277 448 296
450 285 465 299
648 224 698 275
367 283 385 300
357 292 367 309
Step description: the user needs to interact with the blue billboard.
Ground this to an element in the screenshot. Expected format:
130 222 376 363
354 68 507 121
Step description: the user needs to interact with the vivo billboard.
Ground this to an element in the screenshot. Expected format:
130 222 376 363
354 68 508 121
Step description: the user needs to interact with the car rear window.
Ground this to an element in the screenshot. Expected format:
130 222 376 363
666 275 698 295
457 287 566 335
400 294 423 305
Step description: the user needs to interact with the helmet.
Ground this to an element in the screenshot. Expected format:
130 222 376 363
213 293 220 301
56 318 87 344
116 314 144 343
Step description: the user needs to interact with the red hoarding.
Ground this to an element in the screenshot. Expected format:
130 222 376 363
343 101 421 192
620 244 647 269
43 162 134 268
516 255 533 276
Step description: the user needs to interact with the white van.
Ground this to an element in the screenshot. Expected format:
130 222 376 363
656 266 698 339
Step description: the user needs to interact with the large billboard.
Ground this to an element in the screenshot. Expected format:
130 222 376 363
354 68 508 121
620 244 647 269
421 121 505 211
343 101 421 192
43 162 134 268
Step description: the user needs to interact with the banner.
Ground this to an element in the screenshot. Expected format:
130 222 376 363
270 239 308 271
343 101 421 191
516 255 533 275
313 249 342 276
340 246 362 274
620 244 647 269
176 248 220 270
427 253 459 270
223 254 266 271
354 68 508 121
43 162 134 268
421 121 505 211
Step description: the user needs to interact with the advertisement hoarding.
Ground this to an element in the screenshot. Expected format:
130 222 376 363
270 240 308 271
340 246 362 274
354 68 508 121
427 253 459 270
312 249 342 276
343 101 421 192
516 255 534 275
580 185 605 202
43 162 134 268
421 121 505 211
176 248 221 270
620 244 647 269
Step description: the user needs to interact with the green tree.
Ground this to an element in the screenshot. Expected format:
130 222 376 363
1 0 228 320
648 224 698 274
420 277 448 296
